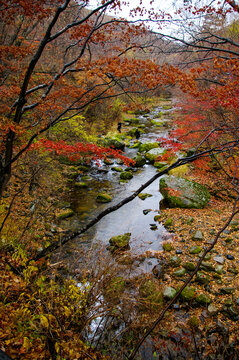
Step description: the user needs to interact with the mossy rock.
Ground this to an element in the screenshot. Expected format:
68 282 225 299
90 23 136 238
138 193 152 200
56 208 74 220
126 127 143 137
160 175 210 209
180 286 195 301
154 161 168 169
108 232 131 253
195 293 211 305
112 166 123 172
200 261 215 272
162 242 173 251
138 142 159 153
169 164 189 177
145 148 166 163
120 171 133 180
104 158 114 165
102 137 125 150
129 142 141 149
151 119 165 126
78 165 90 172
133 155 146 167
96 193 112 203
162 105 172 110
196 272 210 284
188 316 199 329
173 268 186 277
189 246 202 254
75 182 88 188
154 215 162 222
164 218 173 228
183 262 196 271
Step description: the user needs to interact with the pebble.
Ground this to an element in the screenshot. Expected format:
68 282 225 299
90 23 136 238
176 249 182 254
213 255 225 264
226 254 234 260
143 209 151 215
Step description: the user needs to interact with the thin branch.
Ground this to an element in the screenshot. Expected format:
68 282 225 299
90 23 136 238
128 197 239 359
23 142 239 267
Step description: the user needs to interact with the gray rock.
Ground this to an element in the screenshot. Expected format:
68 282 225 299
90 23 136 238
173 268 186 277
213 255 225 265
215 264 224 274
163 286 177 300
208 304 219 315
192 230 204 241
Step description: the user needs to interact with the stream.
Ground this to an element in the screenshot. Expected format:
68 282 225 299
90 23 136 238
56 99 188 359
61 100 175 273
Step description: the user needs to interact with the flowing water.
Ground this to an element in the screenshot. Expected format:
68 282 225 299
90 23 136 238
57 100 199 359
61 101 175 273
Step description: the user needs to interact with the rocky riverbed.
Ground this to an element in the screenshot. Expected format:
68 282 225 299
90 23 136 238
53 98 239 359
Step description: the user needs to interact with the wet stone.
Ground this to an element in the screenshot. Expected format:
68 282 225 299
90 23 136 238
150 224 158 231
143 209 151 215
226 254 235 260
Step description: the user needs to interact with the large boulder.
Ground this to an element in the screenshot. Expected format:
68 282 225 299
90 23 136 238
160 175 210 209
145 148 166 163
138 142 159 153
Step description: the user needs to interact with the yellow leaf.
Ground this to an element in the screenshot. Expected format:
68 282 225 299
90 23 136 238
64 306 71 317
55 342 60 353
40 315 49 328
23 337 30 351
